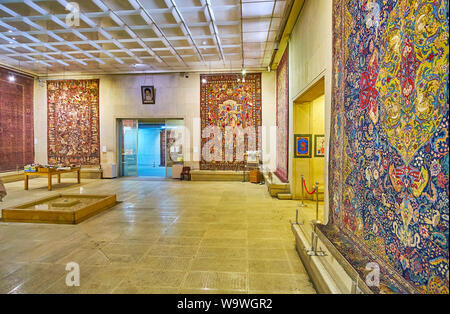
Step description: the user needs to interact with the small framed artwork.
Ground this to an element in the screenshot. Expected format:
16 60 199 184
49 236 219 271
294 134 312 158
141 86 155 104
314 134 325 157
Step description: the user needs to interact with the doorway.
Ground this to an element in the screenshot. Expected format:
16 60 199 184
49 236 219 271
292 77 325 204
138 123 165 177
118 119 184 177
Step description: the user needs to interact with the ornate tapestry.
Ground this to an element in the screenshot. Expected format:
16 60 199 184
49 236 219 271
275 47 289 182
0 67 34 172
329 0 449 293
200 73 262 170
47 79 100 165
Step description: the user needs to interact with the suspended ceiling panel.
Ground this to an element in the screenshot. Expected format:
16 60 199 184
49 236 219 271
0 0 292 75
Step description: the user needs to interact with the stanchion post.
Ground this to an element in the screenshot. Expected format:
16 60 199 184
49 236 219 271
290 208 304 226
315 182 319 221
306 220 326 256
299 174 305 207
311 223 317 252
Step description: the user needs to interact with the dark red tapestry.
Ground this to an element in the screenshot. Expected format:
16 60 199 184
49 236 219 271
0 67 34 172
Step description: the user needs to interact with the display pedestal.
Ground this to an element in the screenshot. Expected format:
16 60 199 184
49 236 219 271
172 164 183 179
2 194 117 224
249 169 261 183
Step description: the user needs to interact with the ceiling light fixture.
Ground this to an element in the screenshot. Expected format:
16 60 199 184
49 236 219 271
202 78 207 84
241 64 246 83
8 75 15 82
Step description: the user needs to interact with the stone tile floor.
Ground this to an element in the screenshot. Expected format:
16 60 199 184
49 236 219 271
0 177 322 294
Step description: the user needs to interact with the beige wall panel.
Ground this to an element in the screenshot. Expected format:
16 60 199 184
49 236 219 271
289 0 332 222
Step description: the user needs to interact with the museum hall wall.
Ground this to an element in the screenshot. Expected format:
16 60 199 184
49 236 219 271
0 66 34 173
33 72 277 172
328 0 449 293
288 0 333 217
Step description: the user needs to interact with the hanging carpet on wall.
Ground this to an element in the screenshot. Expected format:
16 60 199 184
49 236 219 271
327 0 449 293
200 73 262 171
47 79 100 165
275 47 289 183
0 67 34 172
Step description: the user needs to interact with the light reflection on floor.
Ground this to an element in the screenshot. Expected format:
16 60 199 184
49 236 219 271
138 166 166 177
0 177 317 294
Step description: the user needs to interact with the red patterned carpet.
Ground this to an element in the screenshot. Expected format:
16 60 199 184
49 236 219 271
0 68 34 172
275 47 289 183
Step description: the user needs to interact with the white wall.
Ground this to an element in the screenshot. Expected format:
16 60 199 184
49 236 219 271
33 72 277 172
288 0 332 222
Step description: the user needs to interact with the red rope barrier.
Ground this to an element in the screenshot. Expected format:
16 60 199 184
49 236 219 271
303 178 317 195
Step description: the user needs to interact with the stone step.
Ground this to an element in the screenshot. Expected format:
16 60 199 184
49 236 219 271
263 172 290 197
277 193 292 200
190 170 248 181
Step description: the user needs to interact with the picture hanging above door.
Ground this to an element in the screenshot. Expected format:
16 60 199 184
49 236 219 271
141 86 155 104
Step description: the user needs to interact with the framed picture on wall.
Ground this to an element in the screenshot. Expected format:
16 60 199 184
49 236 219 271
141 86 155 104
314 134 325 157
294 134 312 158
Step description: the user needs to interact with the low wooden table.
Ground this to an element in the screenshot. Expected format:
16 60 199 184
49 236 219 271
24 167 81 191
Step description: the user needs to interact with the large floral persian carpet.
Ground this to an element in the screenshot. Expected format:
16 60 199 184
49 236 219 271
328 0 448 293
47 79 100 165
200 73 262 171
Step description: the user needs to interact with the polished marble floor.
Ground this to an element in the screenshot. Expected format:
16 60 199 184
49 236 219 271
0 177 320 294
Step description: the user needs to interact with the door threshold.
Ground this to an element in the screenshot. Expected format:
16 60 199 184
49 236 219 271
120 176 171 181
